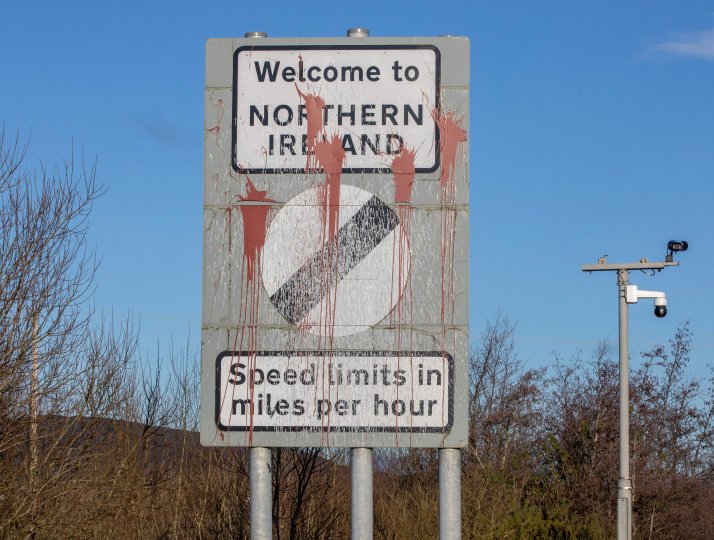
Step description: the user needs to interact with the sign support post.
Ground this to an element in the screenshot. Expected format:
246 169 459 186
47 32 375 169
439 448 461 540
250 447 272 540
351 448 373 540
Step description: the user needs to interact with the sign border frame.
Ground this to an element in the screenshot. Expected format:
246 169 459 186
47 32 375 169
231 44 442 175
215 350 454 433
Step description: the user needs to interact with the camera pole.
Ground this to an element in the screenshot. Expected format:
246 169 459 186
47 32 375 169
617 268 632 540
582 257 680 540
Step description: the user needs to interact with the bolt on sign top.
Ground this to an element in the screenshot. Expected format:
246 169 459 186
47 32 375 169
201 34 469 448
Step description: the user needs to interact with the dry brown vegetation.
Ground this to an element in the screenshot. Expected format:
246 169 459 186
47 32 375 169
1 131 712 538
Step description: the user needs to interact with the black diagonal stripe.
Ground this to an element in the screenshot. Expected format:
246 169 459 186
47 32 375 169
270 195 399 325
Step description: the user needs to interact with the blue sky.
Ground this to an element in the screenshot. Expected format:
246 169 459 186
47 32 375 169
1 1 712 374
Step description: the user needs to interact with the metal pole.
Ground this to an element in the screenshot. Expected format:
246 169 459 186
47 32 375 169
583 255 685 538
250 447 272 540
439 448 461 540
617 269 632 540
351 448 373 540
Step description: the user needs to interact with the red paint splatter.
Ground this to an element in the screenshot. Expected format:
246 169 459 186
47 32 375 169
204 98 224 144
223 176 275 446
237 176 275 282
389 147 416 322
314 135 345 351
434 110 467 443
314 135 346 446
315 135 346 249
295 84 325 172
390 147 416 204
433 109 467 192
316 136 346 174
389 147 417 443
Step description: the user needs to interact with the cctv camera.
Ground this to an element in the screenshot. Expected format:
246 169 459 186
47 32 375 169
667 240 688 253
654 297 667 318
626 285 668 318
666 240 689 262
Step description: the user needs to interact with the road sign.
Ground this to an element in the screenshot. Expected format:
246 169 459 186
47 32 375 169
262 184 410 337
202 35 469 448
232 45 439 173
216 351 453 434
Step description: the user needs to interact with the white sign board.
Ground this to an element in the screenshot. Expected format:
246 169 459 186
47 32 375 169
216 351 453 433
261 185 410 337
233 46 439 173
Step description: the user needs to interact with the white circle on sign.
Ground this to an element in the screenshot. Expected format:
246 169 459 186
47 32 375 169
261 185 411 337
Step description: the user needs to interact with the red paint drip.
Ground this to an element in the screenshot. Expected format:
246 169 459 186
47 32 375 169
389 147 417 444
315 135 345 243
390 147 416 203
204 98 224 144
295 84 325 172
433 109 467 191
314 135 346 446
314 135 345 352
233 176 275 445
238 176 275 283
433 109 467 444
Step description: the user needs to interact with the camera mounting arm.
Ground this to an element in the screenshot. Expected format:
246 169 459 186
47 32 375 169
626 285 667 317
625 285 665 304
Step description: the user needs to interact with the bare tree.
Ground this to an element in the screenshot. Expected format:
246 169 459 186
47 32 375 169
272 447 347 539
3 127 712 538
542 341 619 530
630 322 714 538
468 311 545 471
0 128 105 535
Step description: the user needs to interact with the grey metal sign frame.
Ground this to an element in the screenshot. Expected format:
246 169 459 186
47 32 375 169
201 35 469 448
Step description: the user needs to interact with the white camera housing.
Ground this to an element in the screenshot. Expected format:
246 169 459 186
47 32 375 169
626 285 667 317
